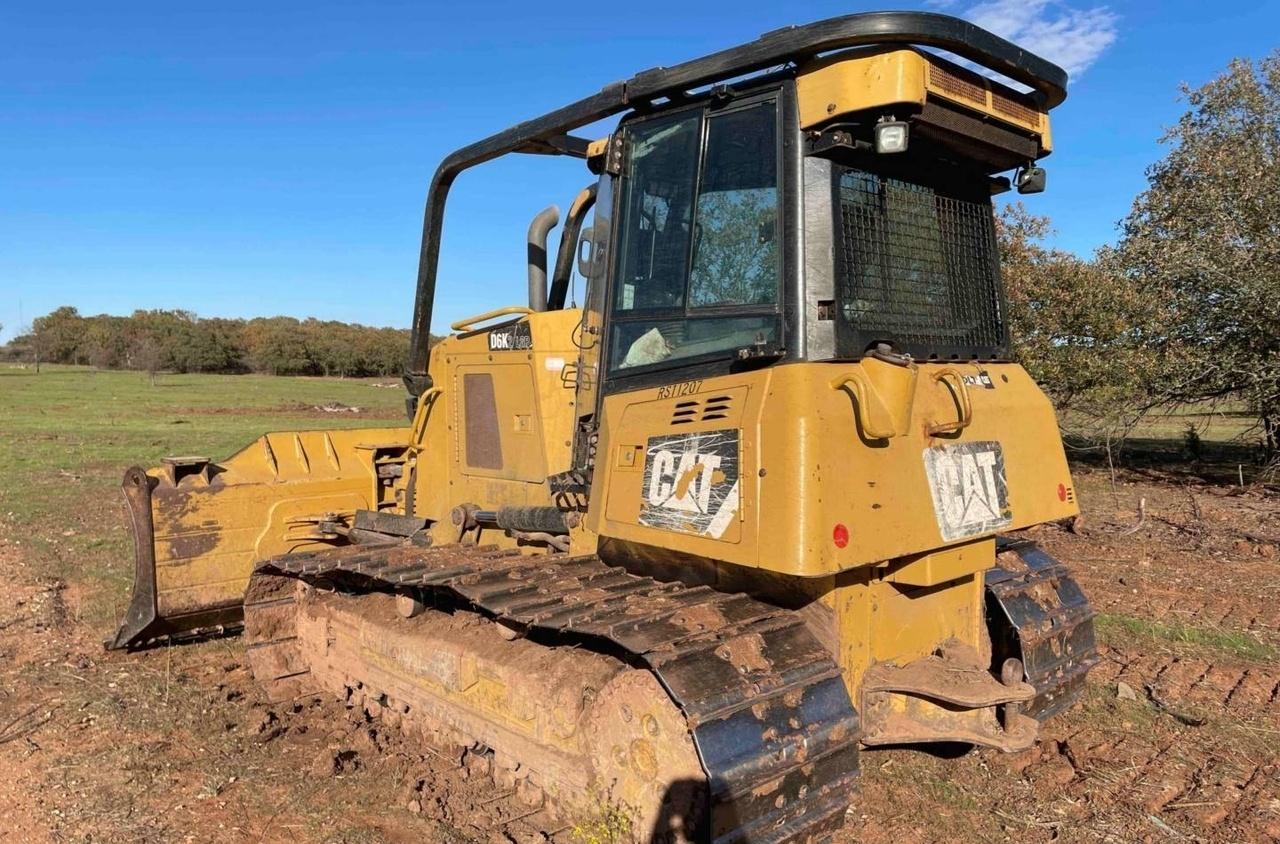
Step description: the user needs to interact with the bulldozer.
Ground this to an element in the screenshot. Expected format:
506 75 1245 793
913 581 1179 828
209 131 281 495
109 11 1098 843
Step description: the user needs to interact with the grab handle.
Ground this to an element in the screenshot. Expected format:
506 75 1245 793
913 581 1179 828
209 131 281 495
926 369 973 435
829 372 897 440
409 387 443 451
451 306 534 332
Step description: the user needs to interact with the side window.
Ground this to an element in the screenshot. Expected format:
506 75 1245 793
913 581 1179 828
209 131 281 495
689 103 779 307
608 98 781 374
615 113 700 315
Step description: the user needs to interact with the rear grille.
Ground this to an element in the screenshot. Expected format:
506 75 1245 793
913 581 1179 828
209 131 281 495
927 61 1041 130
991 90 1039 127
834 167 1005 358
670 395 735 425
926 63 986 107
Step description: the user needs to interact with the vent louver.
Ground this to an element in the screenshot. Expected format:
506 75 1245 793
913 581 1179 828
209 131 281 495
669 396 735 425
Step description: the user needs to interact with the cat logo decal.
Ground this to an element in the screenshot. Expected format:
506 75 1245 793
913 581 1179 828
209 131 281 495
640 429 740 538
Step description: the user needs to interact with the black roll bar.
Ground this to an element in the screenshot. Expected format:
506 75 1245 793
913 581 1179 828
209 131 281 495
404 10 1068 398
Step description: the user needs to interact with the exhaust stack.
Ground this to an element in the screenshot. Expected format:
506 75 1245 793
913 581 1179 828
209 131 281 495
526 205 560 311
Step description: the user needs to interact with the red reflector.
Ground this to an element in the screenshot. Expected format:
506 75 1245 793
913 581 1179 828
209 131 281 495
833 524 849 548
1057 483 1067 502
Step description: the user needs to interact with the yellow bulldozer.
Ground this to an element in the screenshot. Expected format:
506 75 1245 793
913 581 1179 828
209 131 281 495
110 11 1098 842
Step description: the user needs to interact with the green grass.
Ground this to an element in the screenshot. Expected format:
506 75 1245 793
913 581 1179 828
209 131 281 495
1061 400 1257 446
0 365 405 625
1096 612 1278 663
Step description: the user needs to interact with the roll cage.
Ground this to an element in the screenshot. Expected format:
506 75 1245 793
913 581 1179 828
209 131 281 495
403 11 1069 404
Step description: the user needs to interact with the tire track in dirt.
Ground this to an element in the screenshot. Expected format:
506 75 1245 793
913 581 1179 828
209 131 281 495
1045 646 1280 841
1094 649 1279 723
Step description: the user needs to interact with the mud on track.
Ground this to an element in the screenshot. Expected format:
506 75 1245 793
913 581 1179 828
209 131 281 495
1 464 1277 843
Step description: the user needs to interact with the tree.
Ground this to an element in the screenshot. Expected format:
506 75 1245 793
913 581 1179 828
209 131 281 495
129 333 164 385
998 206 1159 441
83 315 128 369
242 317 312 375
30 306 85 364
1112 52 1280 458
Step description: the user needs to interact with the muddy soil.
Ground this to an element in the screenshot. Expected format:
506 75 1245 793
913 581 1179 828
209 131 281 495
1 466 1276 843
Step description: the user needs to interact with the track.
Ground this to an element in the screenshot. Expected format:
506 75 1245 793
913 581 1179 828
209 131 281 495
987 538 1099 720
243 542 861 844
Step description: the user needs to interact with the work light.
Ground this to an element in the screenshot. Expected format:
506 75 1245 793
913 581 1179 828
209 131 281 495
874 119 909 154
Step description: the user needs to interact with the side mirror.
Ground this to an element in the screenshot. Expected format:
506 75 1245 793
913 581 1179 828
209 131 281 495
1015 166 1046 195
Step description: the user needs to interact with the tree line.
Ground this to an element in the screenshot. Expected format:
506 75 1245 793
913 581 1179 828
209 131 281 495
1002 50 1279 461
1 308 431 378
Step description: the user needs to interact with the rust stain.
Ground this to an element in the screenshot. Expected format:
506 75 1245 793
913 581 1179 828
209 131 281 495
718 632 771 675
166 530 220 561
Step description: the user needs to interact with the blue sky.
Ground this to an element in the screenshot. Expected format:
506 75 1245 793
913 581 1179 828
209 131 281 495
2 0 1278 340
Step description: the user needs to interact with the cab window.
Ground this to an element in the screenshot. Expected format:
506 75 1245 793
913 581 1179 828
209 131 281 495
609 98 780 373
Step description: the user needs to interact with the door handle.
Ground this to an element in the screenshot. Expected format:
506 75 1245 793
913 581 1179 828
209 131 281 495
829 372 897 440
926 369 973 435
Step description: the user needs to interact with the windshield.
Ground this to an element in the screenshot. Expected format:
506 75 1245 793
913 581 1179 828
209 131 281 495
608 98 781 374
833 164 1006 359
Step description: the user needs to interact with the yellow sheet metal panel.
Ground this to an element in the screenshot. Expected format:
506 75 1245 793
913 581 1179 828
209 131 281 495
591 380 762 566
795 48 1051 147
415 308 582 548
602 385 751 546
591 359 1076 577
825 546 990 700
765 360 1075 574
796 48 927 130
882 539 993 588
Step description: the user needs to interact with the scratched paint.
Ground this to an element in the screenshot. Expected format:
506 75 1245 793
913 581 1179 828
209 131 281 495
639 429 740 538
922 440 1012 541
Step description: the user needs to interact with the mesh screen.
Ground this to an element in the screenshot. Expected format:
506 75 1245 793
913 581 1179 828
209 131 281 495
835 167 1005 357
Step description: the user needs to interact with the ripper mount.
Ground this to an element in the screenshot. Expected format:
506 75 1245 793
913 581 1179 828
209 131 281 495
403 10 1069 400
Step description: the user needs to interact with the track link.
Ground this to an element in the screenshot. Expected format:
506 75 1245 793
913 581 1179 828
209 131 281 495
244 542 860 844
987 538 1100 720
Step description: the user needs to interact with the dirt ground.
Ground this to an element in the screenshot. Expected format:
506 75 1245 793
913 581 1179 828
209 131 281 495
1 464 1277 843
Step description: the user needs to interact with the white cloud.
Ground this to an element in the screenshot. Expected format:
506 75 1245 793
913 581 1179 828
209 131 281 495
954 0 1118 80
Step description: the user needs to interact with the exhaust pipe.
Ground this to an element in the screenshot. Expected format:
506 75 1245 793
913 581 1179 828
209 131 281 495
548 184 598 310
527 205 560 311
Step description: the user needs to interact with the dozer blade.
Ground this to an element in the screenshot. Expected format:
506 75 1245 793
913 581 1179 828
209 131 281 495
986 538 1100 720
244 543 862 844
108 426 412 650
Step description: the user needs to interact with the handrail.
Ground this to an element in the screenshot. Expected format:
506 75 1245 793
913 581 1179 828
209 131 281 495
409 386 443 452
450 306 534 333
926 368 974 435
403 11 1070 400
830 371 897 440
